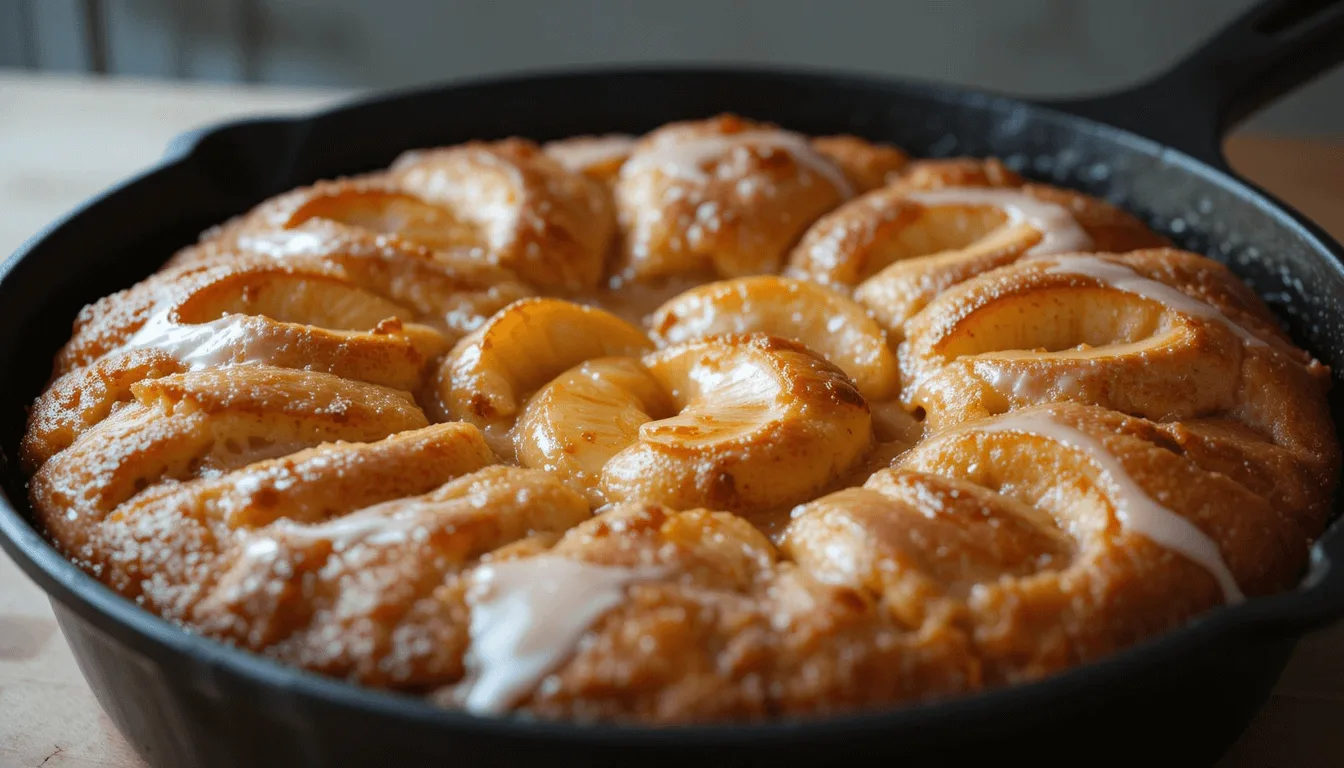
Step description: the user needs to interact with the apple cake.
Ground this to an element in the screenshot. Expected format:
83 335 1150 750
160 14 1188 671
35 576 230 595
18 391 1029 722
23 114 1339 722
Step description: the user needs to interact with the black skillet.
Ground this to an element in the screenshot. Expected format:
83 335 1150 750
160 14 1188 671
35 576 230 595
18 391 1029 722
3 2 1344 766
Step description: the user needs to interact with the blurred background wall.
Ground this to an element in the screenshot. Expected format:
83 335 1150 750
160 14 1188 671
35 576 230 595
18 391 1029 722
2 0 1341 136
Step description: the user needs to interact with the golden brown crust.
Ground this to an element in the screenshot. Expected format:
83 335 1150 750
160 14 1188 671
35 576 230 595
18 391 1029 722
23 115 1339 725
387 139 616 292
542 134 636 185
613 115 854 282
812 135 909 193
498 504 976 721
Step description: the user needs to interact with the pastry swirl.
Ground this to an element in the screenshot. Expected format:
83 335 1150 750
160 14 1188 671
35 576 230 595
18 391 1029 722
24 114 1338 724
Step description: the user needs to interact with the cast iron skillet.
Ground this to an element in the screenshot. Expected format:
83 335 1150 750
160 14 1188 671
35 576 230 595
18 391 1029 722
3 2 1344 766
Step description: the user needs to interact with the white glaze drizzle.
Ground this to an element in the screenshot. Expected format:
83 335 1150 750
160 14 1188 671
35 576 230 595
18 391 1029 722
621 129 854 198
973 411 1244 603
266 509 420 549
455 555 665 714
1039 255 1278 349
904 189 1092 256
975 361 1089 404
122 309 278 369
544 135 637 172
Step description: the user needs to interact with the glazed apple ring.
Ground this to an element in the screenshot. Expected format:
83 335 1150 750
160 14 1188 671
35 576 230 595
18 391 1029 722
207 140 614 293
897 404 1309 595
212 178 483 254
900 250 1330 439
388 139 616 292
786 158 1165 336
23 261 446 472
435 298 655 456
784 472 1070 630
898 249 1338 535
614 115 855 282
90 422 497 609
512 357 670 506
52 259 444 375
786 402 1309 682
515 334 872 513
29 367 429 557
648 275 921 449
649 276 898 401
169 222 534 343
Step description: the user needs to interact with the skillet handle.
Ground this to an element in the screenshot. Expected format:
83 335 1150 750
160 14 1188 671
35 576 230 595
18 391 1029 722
1043 0 1344 168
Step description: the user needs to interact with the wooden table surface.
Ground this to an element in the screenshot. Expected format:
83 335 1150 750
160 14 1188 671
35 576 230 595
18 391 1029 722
2 70 1344 768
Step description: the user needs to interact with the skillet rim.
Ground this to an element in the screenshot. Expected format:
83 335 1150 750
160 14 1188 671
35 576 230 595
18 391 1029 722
2 63 1343 743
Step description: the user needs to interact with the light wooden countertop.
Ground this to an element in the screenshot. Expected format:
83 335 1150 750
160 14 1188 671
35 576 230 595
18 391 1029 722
1 69 1343 768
